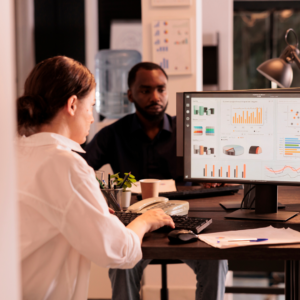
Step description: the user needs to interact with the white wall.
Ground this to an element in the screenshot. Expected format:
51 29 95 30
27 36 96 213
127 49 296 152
202 0 233 91
141 0 203 116
85 0 100 143
15 0 35 97
0 1 21 299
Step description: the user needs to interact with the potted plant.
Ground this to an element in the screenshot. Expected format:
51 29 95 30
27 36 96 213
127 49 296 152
111 172 137 210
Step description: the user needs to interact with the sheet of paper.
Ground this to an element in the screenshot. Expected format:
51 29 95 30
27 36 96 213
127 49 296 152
128 179 177 194
198 225 300 249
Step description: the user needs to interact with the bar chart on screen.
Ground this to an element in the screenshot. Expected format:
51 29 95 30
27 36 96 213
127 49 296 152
231 106 263 125
284 137 300 157
193 126 203 136
202 164 247 178
278 137 300 158
193 105 215 116
193 145 215 155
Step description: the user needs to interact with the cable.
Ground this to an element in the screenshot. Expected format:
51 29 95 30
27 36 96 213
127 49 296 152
240 185 256 209
249 195 256 210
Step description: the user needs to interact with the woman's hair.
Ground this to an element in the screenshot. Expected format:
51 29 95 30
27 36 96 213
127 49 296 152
17 56 96 136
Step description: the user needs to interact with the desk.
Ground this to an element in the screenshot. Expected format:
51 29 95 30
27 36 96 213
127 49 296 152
141 186 300 300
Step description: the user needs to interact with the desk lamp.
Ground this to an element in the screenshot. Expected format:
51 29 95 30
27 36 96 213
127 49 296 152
257 28 300 88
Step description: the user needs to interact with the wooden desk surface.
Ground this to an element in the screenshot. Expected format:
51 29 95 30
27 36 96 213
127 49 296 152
141 185 300 261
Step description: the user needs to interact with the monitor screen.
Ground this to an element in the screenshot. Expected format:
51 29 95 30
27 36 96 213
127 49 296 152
183 91 300 185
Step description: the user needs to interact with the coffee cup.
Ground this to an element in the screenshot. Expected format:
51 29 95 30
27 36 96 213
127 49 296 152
140 179 160 199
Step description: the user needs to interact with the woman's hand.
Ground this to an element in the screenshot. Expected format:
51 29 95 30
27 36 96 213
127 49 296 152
108 208 115 214
126 209 175 243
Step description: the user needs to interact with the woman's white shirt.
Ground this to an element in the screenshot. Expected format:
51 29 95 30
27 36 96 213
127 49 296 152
17 132 142 300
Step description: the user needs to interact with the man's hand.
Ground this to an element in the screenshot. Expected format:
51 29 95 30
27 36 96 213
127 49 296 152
126 209 175 243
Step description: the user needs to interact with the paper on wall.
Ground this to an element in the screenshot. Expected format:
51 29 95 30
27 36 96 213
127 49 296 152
151 19 192 75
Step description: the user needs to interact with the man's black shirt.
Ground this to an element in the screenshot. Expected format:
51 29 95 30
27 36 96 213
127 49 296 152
82 113 182 182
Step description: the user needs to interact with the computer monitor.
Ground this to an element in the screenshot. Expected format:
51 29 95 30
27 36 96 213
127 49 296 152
177 90 300 221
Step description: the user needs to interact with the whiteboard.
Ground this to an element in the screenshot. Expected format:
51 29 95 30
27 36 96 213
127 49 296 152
151 19 192 75
110 20 142 56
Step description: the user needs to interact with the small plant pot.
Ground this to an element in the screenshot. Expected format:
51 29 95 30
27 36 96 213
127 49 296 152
121 190 132 211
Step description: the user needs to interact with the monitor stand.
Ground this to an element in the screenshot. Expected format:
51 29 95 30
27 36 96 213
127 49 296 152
225 184 298 221
219 201 285 210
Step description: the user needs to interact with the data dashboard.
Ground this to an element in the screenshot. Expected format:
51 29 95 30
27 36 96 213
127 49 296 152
183 92 300 184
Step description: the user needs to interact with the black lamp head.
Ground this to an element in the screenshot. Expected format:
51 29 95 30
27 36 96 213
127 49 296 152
257 28 300 88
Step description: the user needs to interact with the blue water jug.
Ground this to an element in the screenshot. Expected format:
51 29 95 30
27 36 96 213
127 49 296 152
95 50 142 119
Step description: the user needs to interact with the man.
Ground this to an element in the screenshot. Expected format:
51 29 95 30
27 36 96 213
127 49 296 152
84 63 179 181
83 62 227 300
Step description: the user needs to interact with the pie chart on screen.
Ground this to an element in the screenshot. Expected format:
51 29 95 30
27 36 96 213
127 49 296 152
223 145 244 156
249 146 262 154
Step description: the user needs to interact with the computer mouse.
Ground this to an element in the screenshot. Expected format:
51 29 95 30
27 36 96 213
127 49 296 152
168 229 199 243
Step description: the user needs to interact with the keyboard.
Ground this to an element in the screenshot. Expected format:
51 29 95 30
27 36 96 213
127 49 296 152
114 211 212 234
136 185 243 200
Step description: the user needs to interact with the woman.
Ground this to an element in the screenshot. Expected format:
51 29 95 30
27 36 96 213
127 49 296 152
17 56 174 300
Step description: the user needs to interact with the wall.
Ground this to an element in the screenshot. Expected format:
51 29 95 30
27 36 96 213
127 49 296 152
202 0 233 91
15 0 35 97
0 0 21 299
85 0 100 142
141 0 203 116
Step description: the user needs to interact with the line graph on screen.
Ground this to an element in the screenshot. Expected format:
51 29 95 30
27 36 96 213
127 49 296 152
265 165 300 178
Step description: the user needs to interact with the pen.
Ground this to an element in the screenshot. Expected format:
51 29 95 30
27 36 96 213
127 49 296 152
108 191 121 211
118 172 131 189
96 176 105 189
228 238 268 242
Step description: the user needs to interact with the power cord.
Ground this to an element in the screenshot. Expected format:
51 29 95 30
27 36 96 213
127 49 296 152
240 185 256 209
249 195 256 210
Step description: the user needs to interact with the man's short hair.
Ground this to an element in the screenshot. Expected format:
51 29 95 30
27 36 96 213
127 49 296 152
127 62 168 88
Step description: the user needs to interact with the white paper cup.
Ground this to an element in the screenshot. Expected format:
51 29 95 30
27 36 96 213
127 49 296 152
140 179 160 199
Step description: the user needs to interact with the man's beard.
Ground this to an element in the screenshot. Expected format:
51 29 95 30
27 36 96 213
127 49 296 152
133 100 168 122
